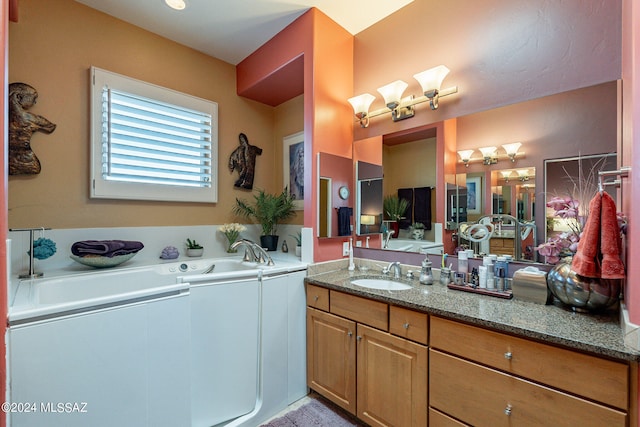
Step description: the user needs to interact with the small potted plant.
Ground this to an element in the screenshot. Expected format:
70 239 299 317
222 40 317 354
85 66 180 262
410 222 425 240
383 195 409 239
233 188 296 251
219 223 246 253
185 238 204 257
290 231 302 257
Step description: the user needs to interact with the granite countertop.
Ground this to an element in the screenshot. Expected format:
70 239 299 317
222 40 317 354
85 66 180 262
305 260 640 362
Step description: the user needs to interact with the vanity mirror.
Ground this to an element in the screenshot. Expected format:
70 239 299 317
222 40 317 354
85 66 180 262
355 80 618 261
317 153 353 238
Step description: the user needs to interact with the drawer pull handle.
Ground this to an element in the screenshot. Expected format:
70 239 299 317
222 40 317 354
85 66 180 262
314 295 319 302
356 336 362 342
403 323 410 329
347 331 353 338
504 352 513 360
504 405 512 416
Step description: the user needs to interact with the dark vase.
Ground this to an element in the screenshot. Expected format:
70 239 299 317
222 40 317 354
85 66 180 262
389 221 400 239
546 257 621 312
260 235 279 252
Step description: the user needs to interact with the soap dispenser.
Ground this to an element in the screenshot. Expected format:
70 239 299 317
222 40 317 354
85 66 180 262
419 257 433 285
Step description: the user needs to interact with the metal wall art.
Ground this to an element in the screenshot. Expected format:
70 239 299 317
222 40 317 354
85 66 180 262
229 133 262 190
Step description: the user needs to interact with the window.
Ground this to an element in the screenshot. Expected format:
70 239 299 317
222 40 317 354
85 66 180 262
90 67 218 203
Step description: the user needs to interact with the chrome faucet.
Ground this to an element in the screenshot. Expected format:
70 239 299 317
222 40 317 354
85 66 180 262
230 239 275 266
383 261 402 279
383 229 395 248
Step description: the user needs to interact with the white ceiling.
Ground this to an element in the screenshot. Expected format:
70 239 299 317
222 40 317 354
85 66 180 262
75 0 413 65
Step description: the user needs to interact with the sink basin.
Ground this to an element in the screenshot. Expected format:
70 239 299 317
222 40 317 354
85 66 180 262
351 278 412 291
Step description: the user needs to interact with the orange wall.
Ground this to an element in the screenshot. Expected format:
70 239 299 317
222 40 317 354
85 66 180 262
237 8 354 261
7 0 298 229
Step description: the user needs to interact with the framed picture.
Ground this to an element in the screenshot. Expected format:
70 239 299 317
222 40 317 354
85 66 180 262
283 131 304 210
466 176 482 214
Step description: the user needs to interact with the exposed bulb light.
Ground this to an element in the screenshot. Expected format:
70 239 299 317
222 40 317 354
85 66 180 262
348 93 376 128
165 0 186 10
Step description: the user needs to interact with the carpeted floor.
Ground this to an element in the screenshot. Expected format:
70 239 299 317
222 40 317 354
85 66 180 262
259 394 367 427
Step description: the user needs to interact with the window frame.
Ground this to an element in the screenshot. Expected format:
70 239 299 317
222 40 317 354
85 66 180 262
90 66 218 203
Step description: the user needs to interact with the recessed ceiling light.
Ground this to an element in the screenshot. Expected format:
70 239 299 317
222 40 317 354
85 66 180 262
165 0 186 11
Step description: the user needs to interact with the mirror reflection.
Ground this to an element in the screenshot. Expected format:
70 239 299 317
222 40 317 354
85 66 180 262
356 161 383 235
318 153 352 238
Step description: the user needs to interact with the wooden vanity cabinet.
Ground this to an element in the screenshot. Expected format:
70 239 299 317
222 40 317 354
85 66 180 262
429 316 630 426
489 237 515 256
306 285 428 427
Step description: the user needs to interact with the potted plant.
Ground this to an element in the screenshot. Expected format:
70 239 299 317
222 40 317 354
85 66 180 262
383 195 409 239
290 231 302 257
410 222 425 240
233 188 296 251
185 238 204 257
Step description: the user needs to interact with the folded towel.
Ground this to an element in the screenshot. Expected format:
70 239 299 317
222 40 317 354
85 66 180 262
571 193 601 277
337 207 352 237
397 188 413 229
413 187 432 230
71 240 144 258
600 192 625 279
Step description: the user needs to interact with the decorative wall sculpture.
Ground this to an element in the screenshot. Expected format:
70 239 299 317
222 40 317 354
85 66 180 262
8 82 57 175
229 133 263 190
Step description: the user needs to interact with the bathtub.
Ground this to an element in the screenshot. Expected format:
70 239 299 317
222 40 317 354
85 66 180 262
383 238 444 254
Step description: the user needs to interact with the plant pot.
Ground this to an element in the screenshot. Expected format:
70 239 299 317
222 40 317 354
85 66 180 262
260 235 279 252
389 221 400 238
295 245 301 257
186 248 204 257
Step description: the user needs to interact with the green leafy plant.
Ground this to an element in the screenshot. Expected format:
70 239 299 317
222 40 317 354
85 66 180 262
186 238 203 249
383 195 409 221
233 188 296 236
290 231 302 246
411 222 425 230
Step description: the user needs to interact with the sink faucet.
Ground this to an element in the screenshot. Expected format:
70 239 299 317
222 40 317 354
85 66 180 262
383 229 395 248
230 239 275 266
384 261 402 279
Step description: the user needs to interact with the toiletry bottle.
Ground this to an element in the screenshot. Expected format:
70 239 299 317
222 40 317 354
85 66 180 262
478 265 487 288
486 262 495 289
458 250 468 275
348 238 355 271
419 258 433 285
495 256 508 278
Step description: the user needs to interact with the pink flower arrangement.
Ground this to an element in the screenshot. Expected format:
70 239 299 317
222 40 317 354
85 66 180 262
536 196 628 264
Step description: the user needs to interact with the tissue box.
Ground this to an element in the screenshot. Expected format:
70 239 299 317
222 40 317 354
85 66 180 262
512 266 552 304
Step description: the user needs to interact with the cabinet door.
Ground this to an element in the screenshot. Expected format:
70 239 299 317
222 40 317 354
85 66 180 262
357 324 428 427
306 308 356 414
430 349 627 427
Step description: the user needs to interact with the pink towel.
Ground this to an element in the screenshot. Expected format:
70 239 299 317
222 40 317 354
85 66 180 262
600 192 625 279
571 192 625 279
571 193 601 277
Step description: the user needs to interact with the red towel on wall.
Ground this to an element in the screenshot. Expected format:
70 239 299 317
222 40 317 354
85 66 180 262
571 192 625 279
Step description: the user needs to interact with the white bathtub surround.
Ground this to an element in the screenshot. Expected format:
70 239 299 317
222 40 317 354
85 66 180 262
7 224 303 300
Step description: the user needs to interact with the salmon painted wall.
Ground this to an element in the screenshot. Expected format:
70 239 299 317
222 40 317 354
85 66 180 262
351 0 621 140
622 0 640 325
237 8 354 262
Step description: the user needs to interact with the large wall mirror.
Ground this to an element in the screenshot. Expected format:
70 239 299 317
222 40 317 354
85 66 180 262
356 80 619 261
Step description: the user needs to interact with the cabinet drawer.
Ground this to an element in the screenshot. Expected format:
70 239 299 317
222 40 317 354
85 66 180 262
306 284 329 311
429 408 469 427
430 349 627 427
330 290 388 331
389 305 428 345
430 316 629 409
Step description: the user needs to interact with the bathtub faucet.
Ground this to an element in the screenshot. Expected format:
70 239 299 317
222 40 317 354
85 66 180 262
383 229 395 248
230 239 275 266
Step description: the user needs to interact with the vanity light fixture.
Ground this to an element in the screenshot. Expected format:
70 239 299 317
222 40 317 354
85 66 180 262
458 150 475 167
347 65 458 127
502 142 522 162
347 93 376 128
165 0 187 10
517 169 530 181
500 170 513 182
478 146 498 165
